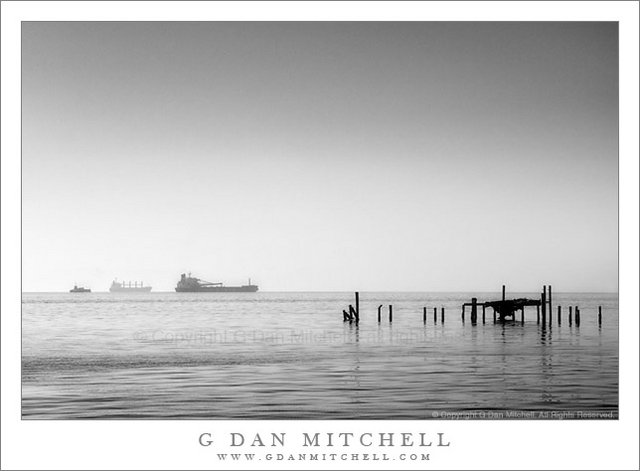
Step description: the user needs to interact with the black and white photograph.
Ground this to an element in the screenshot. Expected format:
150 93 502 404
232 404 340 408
2 2 639 470
20 19 619 420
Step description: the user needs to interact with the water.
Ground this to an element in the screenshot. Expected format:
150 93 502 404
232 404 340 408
22 292 618 419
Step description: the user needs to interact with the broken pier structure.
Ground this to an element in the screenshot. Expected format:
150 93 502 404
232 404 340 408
462 285 554 323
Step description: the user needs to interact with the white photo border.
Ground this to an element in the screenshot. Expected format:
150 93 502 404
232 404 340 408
2 2 638 470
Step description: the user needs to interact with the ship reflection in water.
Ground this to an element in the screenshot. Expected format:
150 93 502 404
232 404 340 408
175 273 259 292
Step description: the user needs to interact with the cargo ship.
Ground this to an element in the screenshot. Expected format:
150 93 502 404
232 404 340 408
175 273 258 292
70 285 91 293
109 280 152 293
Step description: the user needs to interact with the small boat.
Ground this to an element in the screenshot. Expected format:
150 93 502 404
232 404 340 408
69 285 91 293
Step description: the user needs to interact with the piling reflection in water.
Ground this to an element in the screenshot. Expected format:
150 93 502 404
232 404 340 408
22 291 618 419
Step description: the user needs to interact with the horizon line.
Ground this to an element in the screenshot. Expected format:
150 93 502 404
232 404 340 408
21 289 620 294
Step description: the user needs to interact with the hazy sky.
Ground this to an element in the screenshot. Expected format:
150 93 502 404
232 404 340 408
22 22 618 292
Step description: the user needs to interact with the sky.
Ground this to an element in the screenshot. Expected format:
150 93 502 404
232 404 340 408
21 22 618 292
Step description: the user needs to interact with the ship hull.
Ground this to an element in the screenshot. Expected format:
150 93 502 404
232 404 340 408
175 286 258 293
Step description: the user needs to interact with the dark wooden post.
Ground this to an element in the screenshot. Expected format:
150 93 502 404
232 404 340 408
349 305 358 323
598 306 602 325
502 285 505 302
575 306 580 326
569 306 573 325
423 307 427 324
433 307 437 323
355 292 360 319
536 304 540 323
441 307 445 323
557 305 561 325
389 304 393 323
377 304 382 323
521 307 524 323
541 289 547 324
547 285 552 317
482 304 486 324
461 305 465 322
471 298 477 323
493 308 496 322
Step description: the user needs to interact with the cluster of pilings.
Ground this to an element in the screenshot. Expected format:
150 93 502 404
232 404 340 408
373 304 446 323
342 292 360 323
340 289 605 327
419 306 446 324
537 304 588 326
342 292 447 324
462 285 605 327
558 305 590 326
465 285 604 327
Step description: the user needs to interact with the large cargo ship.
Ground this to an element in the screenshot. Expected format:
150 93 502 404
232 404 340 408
109 280 152 292
175 273 258 292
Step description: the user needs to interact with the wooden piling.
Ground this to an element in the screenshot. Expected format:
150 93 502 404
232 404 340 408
441 307 445 323
557 305 561 325
355 292 360 319
423 307 427 324
349 305 358 323
377 304 383 323
493 308 496 322
389 304 393 323
541 289 547 323
598 306 602 325
471 298 478 323
433 307 437 323
548 285 552 317
461 305 465 322
482 304 486 324
536 305 540 323
502 285 506 302
569 306 573 325
521 307 524 323
575 306 580 326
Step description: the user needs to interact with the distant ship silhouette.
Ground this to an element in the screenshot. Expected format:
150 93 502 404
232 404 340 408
69 285 91 293
175 273 258 292
109 280 152 293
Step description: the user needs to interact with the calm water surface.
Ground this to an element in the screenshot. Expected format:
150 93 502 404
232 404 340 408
22 291 618 419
